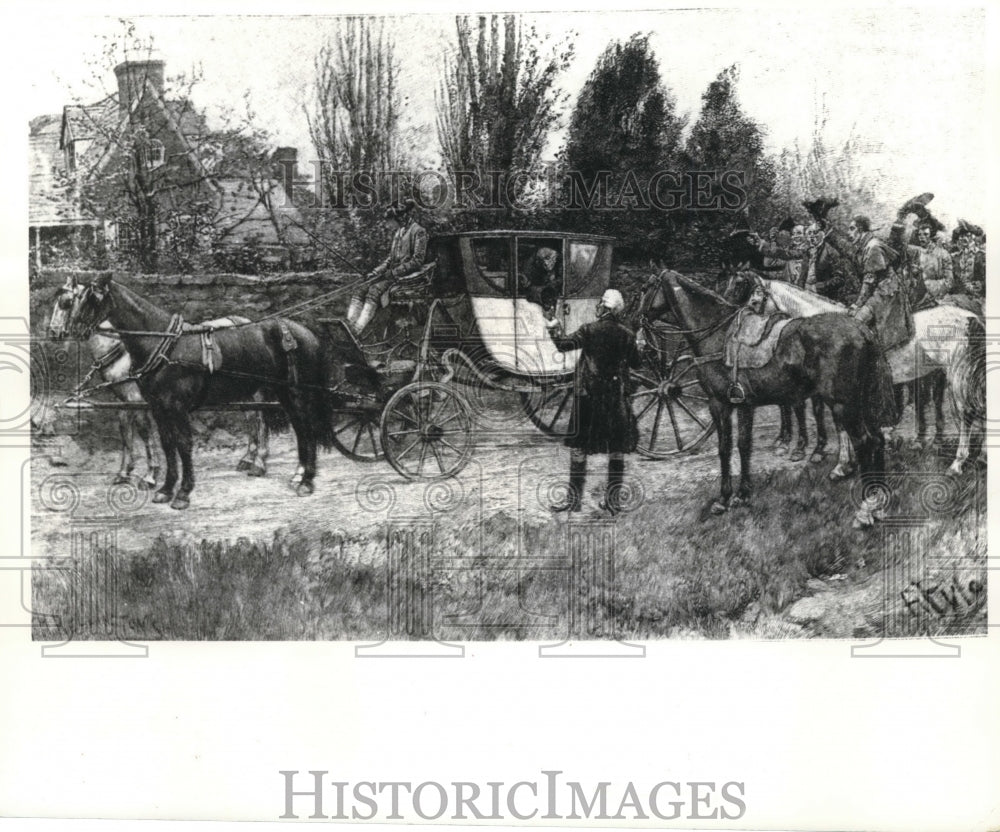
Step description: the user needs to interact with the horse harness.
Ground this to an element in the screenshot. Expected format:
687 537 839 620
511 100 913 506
66 315 304 405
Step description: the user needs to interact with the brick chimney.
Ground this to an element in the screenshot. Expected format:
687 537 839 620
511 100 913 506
114 60 165 112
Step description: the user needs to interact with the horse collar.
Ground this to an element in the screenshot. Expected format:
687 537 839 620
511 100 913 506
133 313 185 379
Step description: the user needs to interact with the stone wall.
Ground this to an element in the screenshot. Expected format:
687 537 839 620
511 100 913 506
31 269 359 397
30 268 358 336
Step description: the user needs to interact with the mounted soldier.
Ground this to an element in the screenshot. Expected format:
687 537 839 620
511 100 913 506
948 219 986 317
800 221 853 303
887 194 951 310
747 218 806 284
347 198 429 335
804 196 914 351
548 289 642 516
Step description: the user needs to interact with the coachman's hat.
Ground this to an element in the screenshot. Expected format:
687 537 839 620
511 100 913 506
384 198 417 220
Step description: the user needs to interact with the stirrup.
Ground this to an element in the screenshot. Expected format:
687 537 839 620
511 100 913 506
727 382 747 404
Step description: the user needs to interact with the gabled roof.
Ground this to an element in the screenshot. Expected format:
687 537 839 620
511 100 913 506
29 114 95 226
60 97 119 148
31 64 300 243
61 96 204 147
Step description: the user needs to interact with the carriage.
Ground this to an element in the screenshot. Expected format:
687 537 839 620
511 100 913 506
322 229 715 481
51 229 716 505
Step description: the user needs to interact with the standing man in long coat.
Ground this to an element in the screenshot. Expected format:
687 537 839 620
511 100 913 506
548 289 642 516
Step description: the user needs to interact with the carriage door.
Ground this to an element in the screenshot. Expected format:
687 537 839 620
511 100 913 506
563 241 613 335
464 236 520 373
514 238 570 374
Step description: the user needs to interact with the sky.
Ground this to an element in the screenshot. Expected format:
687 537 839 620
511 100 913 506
18 6 993 229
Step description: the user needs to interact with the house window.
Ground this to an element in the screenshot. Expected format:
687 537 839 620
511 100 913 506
66 141 76 173
113 221 137 253
145 139 165 169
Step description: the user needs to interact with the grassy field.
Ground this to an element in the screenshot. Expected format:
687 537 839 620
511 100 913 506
31 440 986 642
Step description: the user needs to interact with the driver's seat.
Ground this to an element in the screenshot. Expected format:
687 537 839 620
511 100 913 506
383 261 437 306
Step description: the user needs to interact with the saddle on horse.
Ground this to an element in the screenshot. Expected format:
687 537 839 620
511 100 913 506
724 308 792 403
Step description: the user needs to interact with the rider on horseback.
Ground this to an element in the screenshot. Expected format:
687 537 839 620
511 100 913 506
804 197 914 351
948 220 986 317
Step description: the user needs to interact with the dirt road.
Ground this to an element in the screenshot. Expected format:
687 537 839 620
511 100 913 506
33 408 809 558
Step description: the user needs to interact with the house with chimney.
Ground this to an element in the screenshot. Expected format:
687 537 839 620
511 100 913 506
29 58 309 272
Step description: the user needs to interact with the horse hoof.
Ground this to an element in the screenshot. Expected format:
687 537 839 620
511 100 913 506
152 491 171 504
730 495 749 508
290 474 303 486
137 478 156 491
710 500 728 515
908 439 925 452
296 482 315 497
773 445 788 457
248 464 266 478
809 452 826 464
236 459 253 472
170 496 190 510
112 474 130 485
947 463 964 477
789 448 806 462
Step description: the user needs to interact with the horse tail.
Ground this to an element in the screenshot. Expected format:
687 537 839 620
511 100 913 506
262 401 290 435
862 339 900 430
956 314 987 423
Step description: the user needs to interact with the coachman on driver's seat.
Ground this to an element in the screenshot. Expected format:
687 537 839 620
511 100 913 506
347 198 429 335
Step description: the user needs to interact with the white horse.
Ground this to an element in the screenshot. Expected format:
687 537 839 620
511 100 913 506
761 278 984 475
47 278 287 487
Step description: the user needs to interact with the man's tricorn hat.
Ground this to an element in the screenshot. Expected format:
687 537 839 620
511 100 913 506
899 192 934 219
777 217 797 233
916 212 946 234
802 196 839 221
384 198 417 220
954 218 985 238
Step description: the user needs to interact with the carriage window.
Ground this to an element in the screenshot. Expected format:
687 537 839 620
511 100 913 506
516 239 563 298
467 238 511 296
565 242 611 297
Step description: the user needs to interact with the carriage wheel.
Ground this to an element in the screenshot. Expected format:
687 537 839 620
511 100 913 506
381 382 474 480
330 408 385 462
631 350 715 458
519 383 576 437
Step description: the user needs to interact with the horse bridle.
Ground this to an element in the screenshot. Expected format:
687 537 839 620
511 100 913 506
638 273 740 353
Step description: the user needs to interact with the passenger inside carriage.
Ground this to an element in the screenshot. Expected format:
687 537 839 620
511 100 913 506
519 245 562 330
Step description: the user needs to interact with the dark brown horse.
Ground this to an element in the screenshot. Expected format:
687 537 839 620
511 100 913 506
645 269 898 523
720 266 832 465
66 274 337 509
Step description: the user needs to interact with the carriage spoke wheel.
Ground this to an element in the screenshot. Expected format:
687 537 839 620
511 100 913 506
330 407 385 462
519 383 576 437
631 350 714 458
381 382 474 480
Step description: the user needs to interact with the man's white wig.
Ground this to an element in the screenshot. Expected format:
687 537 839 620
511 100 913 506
600 289 625 314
